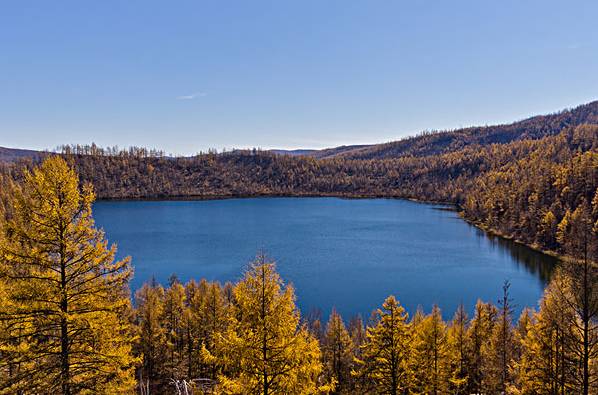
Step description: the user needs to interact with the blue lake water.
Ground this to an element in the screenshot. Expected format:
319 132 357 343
93 198 556 320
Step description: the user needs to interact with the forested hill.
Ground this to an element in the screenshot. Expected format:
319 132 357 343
330 100 598 159
2 100 597 163
0 102 597 258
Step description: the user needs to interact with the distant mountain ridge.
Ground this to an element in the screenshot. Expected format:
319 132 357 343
0 146 45 162
2 100 598 162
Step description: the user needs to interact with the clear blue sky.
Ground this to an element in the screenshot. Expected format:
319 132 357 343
1 1 597 155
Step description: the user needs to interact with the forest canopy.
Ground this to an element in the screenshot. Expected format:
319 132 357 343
0 157 596 394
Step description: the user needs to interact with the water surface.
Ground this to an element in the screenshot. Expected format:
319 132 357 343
93 198 557 319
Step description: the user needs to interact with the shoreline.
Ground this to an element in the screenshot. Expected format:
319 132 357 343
95 193 563 263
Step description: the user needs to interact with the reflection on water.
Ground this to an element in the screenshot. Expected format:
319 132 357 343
472 226 558 286
94 198 560 319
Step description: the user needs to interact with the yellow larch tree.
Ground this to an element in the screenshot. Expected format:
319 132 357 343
217 255 323 394
354 295 411 395
410 304 449 395
0 156 135 394
446 304 469 393
134 280 168 392
322 309 354 393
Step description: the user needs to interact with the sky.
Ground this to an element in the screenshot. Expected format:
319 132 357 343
1 1 597 155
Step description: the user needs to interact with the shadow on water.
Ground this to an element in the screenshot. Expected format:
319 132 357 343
471 225 559 286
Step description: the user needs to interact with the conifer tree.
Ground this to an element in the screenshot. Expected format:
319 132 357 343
513 276 577 394
322 309 354 393
198 281 229 380
217 255 323 394
554 199 598 394
0 156 135 394
410 305 449 395
466 300 497 394
354 295 411 395
135 281 168 391
446 304 469 393
483 281 515 393
163 279 187 380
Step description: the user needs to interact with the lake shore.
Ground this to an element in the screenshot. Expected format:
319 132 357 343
96 192 563 264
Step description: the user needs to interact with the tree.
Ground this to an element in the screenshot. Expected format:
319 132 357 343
446 304 469 393
410 305 449 395
0 156 135 394
322 309 354 393
483 281 515 393
354 295 411 395
163 279 187 380
555 199 598 394
512 276 577 394
134 281 168 392
217 255 323 394
466 300 497 393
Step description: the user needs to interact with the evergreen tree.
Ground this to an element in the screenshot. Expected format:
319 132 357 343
0 156 135 394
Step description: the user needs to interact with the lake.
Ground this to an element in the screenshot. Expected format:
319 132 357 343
93 198 557 320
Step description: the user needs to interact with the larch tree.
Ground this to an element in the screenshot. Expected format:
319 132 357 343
410 304 449 395
483 280 516 393
0 156 135 394
322 309 354 393
134 281 168 391
217 255 323 394
555 199 598 394
446 303 469 393
354 295 411 395
163 278 187 380
513 276 577 394
466 300 497 394
198 280 229 381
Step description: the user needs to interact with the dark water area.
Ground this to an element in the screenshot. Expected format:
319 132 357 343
93 198 558 320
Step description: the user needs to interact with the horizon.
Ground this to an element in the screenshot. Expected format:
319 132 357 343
3 98 596 156
2 1 598 155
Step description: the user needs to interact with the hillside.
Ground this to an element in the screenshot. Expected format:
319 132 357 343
0 146 45 162
1 101 597 258
333 100 598 159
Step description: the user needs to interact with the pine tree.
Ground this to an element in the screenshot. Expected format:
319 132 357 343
0 156 135 394
354 295 411 395
217 255 323 394
322 309 354 393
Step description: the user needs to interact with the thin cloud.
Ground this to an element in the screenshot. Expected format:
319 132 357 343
176 91 207 100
